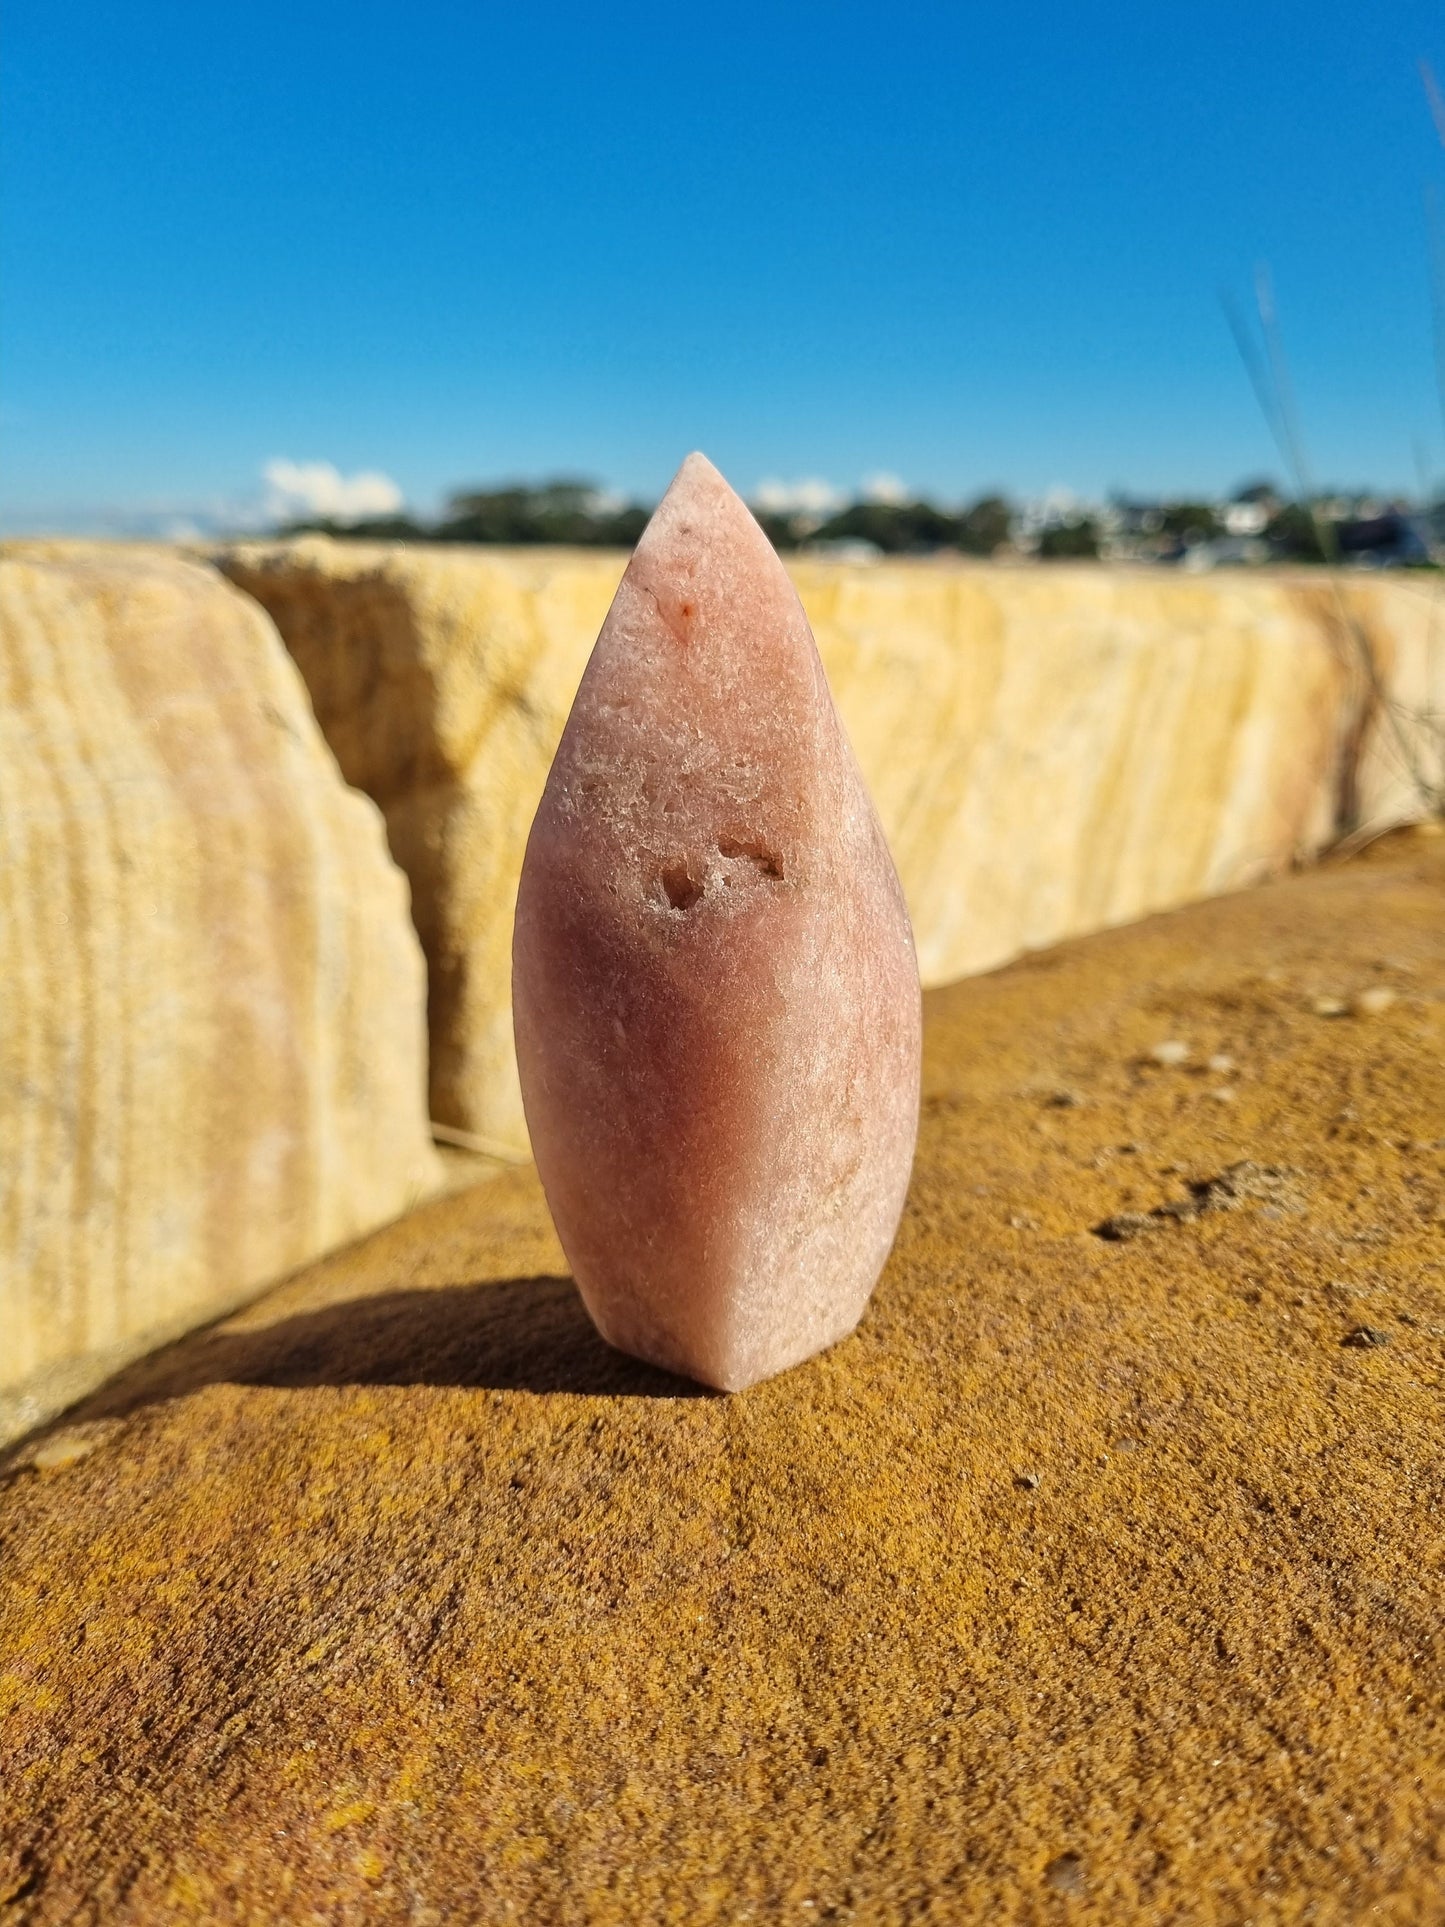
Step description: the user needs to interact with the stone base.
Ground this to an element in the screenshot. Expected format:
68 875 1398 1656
2 829 1442 1922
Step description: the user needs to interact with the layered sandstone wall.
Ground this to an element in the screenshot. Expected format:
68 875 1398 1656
220 541 1441 1151
0 545 440 1441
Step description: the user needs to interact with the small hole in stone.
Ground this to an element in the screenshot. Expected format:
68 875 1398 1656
660 862 703 911
717 833 784 880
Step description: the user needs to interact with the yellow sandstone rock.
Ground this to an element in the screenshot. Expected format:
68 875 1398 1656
220 542 1442 1150
3 834 1441 1922
0 545 440 1443
219 541 628 1152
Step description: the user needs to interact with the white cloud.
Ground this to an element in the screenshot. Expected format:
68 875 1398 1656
861 471 908 505
751 476 844 516
262 458 404 525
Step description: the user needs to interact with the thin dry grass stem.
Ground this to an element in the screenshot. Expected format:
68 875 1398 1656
429 1120 530 1164
1418 61 1445 799
1429 184 1445 451
1223 259 1445 826
1422 58 1445 148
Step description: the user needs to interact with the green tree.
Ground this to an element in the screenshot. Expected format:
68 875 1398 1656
810 500 959 553
751 510 803 551
1159 502 1220 542
956 494 1013 554
1265 504 1328 562
1037 519 1100 560
437 481 648 546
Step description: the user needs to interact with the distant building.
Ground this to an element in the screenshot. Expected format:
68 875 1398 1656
1335 512 1431 568
1222 500 1269 536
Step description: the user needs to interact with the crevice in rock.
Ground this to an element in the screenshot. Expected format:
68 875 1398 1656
717 833 784 880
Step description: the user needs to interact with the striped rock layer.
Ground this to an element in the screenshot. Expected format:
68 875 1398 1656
219 542 1442 1152
0 546 439 1440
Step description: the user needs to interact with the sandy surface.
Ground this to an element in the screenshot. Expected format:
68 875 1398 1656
2 831 1443 1923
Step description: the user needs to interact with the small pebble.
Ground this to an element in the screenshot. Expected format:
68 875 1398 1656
1095 1212 1157 1242
1209 1087 1237 1103
1342 1325 1391 1349
1311 996 1347 1018
1206 1053 1236 1075
1350 986 1396 1018
1015 1471 1041 1491
1148 1040 1190 1067
1044 1852 1086 1897
1046 1089 1083 1109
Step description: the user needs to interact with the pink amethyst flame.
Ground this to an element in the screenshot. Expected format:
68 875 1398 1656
512 452 921 1390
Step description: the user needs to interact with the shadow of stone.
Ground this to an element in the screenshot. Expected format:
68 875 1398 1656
68 1275 709 1422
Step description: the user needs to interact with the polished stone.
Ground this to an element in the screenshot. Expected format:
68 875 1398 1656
513 453 921 1389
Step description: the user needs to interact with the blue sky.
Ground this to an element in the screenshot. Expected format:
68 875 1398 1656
3 1 1443 532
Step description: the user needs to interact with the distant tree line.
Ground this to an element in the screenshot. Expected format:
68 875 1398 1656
279 477 1438 567
280 481 651 548
281 481 1048 556
753 494 1017 555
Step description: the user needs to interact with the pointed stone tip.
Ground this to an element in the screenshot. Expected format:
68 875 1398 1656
646 452 764 555
658 450 732 508
676 450 723 484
